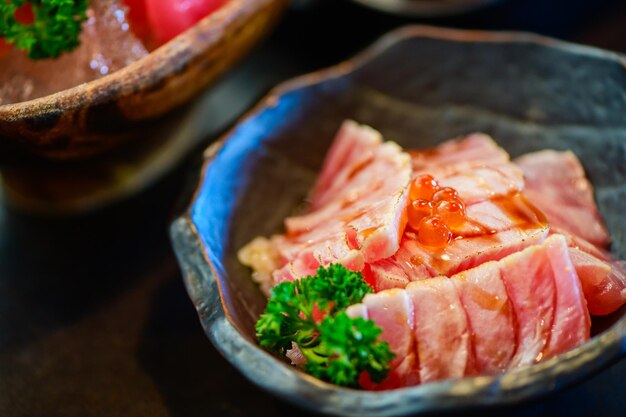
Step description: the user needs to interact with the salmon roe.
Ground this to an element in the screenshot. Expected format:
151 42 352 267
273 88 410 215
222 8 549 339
408 199 433 230
410 175 439 201
417 216 452 248
435 199 466 230
406 175 467 249
432 187 458 203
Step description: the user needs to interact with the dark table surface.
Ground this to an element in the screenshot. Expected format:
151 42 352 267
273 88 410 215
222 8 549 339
2 1 626 416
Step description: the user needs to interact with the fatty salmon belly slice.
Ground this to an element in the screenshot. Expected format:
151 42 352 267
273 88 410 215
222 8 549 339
455 193 547 237
553 227 610 261
270 228 365 282
347 289 419 389
410 133 510 172
435 163 525 205
309 120 382 210
361 193 549 291
407 277 472 383
499 240 556 367
268 126 412 282
284 140 411 239
569 247 626 316
524 189 608 249
373 194 548 287
367 259 412 292
541 235 590 360
402 225 549 278
515 150 610 249
452 262 516 374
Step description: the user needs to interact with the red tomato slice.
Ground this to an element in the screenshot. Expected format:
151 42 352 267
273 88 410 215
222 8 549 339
123 0 152 45
145 0 227 46
14 4 35 25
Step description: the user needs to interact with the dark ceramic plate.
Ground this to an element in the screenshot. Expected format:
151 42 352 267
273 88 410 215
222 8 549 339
170 26 626 417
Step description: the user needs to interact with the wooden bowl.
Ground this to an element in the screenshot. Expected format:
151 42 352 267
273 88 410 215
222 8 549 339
0 0 286 160
171 26 626 416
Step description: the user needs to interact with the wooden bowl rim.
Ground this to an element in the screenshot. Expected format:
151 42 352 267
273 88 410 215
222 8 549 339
0 0 280 120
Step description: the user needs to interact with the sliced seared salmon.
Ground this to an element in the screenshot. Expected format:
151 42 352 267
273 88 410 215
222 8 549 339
515 150 610 248
569 248 626 316
453 261 516 374
347 289 419 389
259 121 412 282
346 235 590 388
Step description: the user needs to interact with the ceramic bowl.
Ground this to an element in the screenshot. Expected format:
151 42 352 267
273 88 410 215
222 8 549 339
0 0 286 160
170 26 626 417
350 0 500 16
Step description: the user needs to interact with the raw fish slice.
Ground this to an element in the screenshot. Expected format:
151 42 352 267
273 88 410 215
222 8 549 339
371 194 548 289
244 122 412 283
456 194 547 237
435 163 524 205
347 236 592 387
453 262 516 374
309 120 383 210
542 235 590 359
367 259 412 292
285 140 410 237
410 133 509 172
363 223 546 293
271 229 365 282
525 189 608 248
569 248 626 316
407 278 472 383
553 227 610 261
410 134 523 204
348 289 419 389
499 240 556 367
403 226 549 278
515 150 609 248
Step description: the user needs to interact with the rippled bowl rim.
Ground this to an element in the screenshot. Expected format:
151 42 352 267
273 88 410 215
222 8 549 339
171 25 626 417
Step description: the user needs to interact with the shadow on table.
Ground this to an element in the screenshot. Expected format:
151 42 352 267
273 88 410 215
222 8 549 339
136 274 321 417
0 162 185 353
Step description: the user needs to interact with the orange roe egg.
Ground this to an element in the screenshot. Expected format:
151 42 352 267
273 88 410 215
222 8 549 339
435 199 466 230
410 175 439 201
432 187 459 203
418 215 452 249
408 199 433 230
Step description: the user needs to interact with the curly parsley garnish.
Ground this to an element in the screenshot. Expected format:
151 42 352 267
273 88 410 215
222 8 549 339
256 264 395 388
0 0 88 59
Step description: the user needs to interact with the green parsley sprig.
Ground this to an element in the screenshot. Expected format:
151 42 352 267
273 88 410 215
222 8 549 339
256 264 395 388
0 0 88 59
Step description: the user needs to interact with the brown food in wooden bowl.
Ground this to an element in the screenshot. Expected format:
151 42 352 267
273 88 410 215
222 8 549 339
0 0 286 160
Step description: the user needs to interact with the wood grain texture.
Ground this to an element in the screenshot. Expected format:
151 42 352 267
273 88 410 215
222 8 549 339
0 0 287 160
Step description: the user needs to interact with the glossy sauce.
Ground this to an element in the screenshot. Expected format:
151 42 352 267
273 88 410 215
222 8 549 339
405 174 547 253
462 193 547 237
407 175 467 250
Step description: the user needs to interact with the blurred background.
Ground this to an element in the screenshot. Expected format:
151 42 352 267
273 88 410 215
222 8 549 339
1 0 626 416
